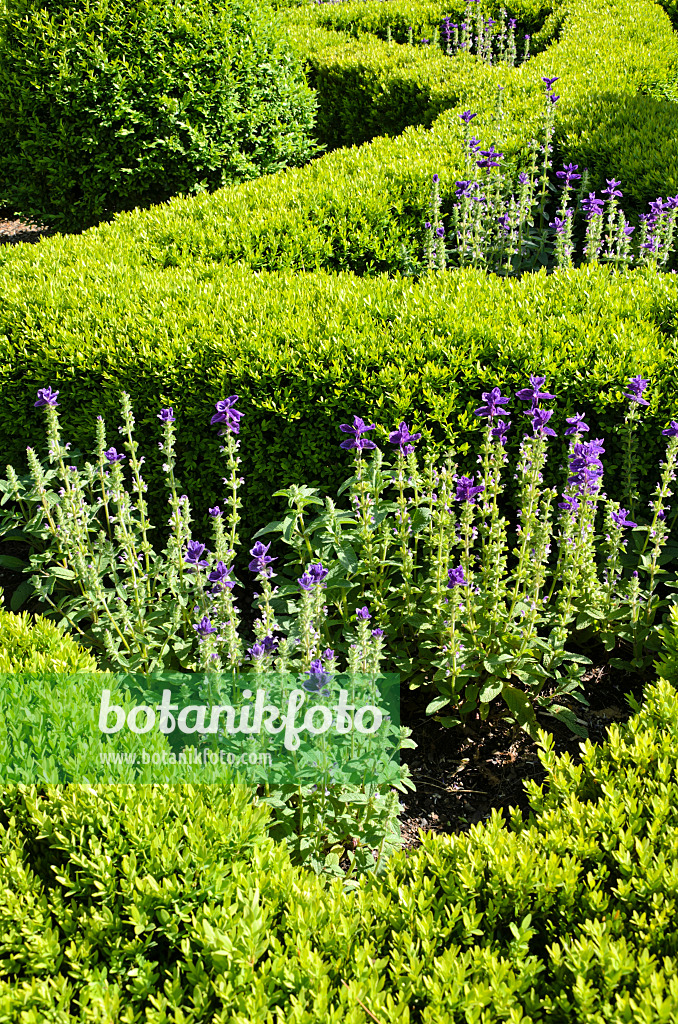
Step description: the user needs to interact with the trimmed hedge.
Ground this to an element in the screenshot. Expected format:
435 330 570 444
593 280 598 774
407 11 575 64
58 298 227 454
1 261 678 557
0 0 322 232
2 628 678 1017
0 590 97 673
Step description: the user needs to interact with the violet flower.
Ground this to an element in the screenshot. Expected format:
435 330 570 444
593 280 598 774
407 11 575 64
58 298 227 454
389 421 422 455
662 421 678 437
339 415 377 451
565 413 589 436
491 418 511 446
34 386 59 408
185 540 209 570
104 448 126 464
248 541 277 574
474 386 509 420
157 408 175 423
624 376 650 407
193 617 219 639
456 475 485 502
207 560 235 589
210 396 243 435
611 508 637 529
528 407 557 437
356 606 371 620
515 376 555 409
447 566 468 587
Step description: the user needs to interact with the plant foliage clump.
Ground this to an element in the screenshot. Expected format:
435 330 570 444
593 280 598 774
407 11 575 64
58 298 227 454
0 0 323 232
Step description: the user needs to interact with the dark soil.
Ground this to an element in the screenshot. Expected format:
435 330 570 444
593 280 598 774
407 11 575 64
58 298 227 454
396 660 645 851
0 216 55 246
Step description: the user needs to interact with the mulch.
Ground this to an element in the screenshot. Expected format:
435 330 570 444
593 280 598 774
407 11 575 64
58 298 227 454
396 658 645 851
0 217 55 246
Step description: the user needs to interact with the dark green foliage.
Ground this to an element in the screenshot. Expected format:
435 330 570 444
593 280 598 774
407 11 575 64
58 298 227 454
0 0 322 232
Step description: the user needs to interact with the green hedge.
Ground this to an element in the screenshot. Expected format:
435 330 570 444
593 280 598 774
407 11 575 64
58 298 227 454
0 0 323 233
3 639 678 1017
0 0 671 278
0 591 97 673
1 261 678 557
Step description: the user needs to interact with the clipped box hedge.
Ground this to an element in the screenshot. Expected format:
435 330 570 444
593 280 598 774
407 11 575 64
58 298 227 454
1 260 678 554
0 0 672 282
3 620 678 1018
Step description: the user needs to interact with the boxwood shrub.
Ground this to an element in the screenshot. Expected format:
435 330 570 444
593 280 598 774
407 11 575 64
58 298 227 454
0 0 323 233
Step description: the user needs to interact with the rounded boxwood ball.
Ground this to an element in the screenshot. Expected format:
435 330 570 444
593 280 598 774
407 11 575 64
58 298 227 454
0 0 323 233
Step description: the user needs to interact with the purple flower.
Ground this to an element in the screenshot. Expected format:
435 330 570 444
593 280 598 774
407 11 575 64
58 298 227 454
550 215 569 235
455 180 476 199
542 76 560 90
624 376 650 407
435 226 445 239
339 415 377 451
262 634 279 653
518 171 529 185
389 421 422 455
515 375 555 409
568 439 605 493
210 396 243 435
104 448 126 464
558 495 580 513
432 173 439 183
474 386 509 420
308 563 329 585
601 178 623 200
460 110 477 124
157 408 175 423
371 628 384 638
34 386 59 408
193 616 219 639
662 421 678 437
447 565 468 588
477 144 503 171
508 17 516 27
491 418 511 446
303 660 331 693
528 407 557 437
456 475 485 502
208 506 222 517
356 606 371 620
549 94 560 105
248 540 277 574
565 413 590 436
207 560 235 589
322 648 335 660
298 571 315 592
557 163 585 188
611 508 637 529
469 137 482 154
248 642 266 660
185 540 209 569
581 192 604 218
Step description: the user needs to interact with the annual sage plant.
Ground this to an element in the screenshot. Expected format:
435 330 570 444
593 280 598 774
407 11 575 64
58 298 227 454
251 376 678 738
0 386 415 878
2 376 678 743
420 80 678 278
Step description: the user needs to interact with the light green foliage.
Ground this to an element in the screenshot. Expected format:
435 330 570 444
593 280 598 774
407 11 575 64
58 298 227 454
2 670 678 1018
0 590 97 673
0 0 322 232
